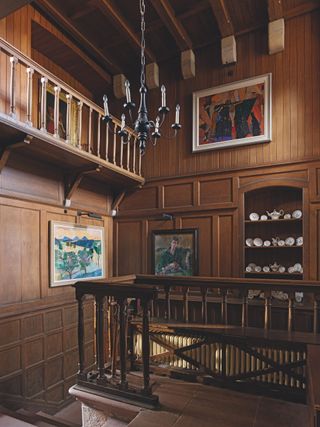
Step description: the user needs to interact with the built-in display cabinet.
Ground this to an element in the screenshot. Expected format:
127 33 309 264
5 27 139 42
244 186 303 280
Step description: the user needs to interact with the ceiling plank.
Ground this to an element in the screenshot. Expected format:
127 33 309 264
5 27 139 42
208 0 234 38
33 0 122 76
268 0 283 21
150 0 192 51
0 0 32 19
94 0 156 63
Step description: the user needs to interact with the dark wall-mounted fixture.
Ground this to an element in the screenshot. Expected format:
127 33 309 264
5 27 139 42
77 210 102 220
162 213 174 221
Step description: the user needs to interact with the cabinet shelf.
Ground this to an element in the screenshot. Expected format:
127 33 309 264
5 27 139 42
245 245 303 249
245 271 303 277
245 218 302 224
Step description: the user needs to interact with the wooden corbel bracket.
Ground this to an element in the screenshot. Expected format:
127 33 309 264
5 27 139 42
0 135 33 173
64 165 101 207
111 190 126 213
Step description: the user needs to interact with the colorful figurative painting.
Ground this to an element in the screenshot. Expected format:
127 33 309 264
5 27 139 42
192 74 271 152
50 221 105 287
152 229 198 276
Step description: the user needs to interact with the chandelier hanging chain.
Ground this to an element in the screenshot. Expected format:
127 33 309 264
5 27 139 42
102 0 181 155
140 0 146 88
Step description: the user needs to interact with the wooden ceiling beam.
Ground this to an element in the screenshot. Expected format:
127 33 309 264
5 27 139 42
208 0 234 38
94 0 156 63
150 0 192 51
69 1 96 21
268 0 283 21
34 0 122 76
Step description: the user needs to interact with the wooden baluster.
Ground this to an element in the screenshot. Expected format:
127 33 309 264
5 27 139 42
126 135 131 170
97 113 101 157
76 292 86 380
113 124 117 163
26 67 34 126
141 297 151 395
96 295 106 382
221 289 227 325
77 101 83 149
264 290 271 330
105 122 109 161
88 107 92 153
288 292 294 333
120 135 124 168
40 77 48 131
118 297 128 389
133 137 137 173
183 287 189 323
9 56 18 118
53 86 61 138
201 287 208 324
241 289 248 327
66 94 72 144
139 145 142 175
313 295 318 334
165 285 171 320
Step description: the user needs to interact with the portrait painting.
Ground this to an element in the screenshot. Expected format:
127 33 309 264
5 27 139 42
152 229 198 276
50 221 105 287
192 74 271 152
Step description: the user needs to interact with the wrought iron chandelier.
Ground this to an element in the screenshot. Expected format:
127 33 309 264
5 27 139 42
102 0 181 155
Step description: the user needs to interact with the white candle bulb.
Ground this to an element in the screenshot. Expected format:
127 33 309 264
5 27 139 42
155 116 160 132
103 94 109 116
125 80 131 103
175 104 180 124
161 84 166 107
121 113 125 129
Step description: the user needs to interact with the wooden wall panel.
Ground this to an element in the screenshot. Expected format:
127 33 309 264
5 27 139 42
137 11 320 180
217 215 234 277
120 187 158 212
164 183 193 208
115 221 142 275
199 178 233 206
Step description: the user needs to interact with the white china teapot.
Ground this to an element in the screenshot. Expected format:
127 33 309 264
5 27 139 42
266 209 284 220
269 262 280 272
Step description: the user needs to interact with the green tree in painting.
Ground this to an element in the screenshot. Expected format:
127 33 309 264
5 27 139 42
57 251 79 279
78 249 93 275
93 241 102 266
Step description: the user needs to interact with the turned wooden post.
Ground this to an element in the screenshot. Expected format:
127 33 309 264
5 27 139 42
113 124 117 163
165 285 171 320
118 297 128 389
183 287 189 323
53 85 61 138
77 101 83 148
141 297 151 395
97 113 101 157
288 292 294 333
201 287 208 324
221 289 228 325
132 137 137 173
95 294 106 381
313 296 319 334
9 56 18 117
26 67 34 126
66 94 72 144
40 76 48 131
264 290 272 330
76 292 86 379
241 289 248 327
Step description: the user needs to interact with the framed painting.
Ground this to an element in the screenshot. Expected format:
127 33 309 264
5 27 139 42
151 229 198 276
41 83 78 145
192 73 272 152
50 221 105 287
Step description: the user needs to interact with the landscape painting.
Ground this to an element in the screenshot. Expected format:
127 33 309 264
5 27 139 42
50 221 105 287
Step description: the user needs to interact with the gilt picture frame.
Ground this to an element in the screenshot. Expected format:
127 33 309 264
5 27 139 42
151 229 198 276
192 73 272 152
50 221 105 287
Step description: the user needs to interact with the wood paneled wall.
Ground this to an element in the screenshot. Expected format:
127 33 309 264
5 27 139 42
115 159 320 281
132 10 319 180
0 5 112 406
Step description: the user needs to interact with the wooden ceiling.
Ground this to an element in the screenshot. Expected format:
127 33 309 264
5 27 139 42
30 0 319 99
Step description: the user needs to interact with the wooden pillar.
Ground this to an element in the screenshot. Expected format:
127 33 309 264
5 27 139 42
264 291 272 330
165 286 171 320
118 297 128 389
76 292 86 380
141 297 151 395
288 293 294 333
77 101 83 149
221 289 227 325
97 113 101 157
26 67 34 126
96 295 106 381
201 287 208 324
53 86 61 138
313 296 319 334
241 290 248 327
40 76 48 131
66 94 73 144
9 56 18 118
183 287 189 323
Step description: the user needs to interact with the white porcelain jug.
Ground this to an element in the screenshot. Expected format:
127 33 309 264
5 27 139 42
266 209 284 220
